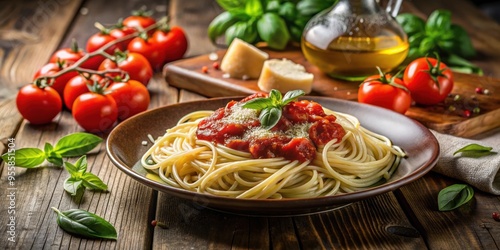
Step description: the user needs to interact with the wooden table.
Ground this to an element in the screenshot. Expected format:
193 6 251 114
1 0 499 249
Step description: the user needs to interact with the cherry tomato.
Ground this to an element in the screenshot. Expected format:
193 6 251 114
107 79 150 120
86 30 123 69
358 70 412 114
72 92 118 132
152 26 188 63
123 9 156 35
110 21 137 49
33 61 78 98
63 74 106 110
98 51 153 86
16 84 62 125
49 40 85 65
403 56 454 105
127 36 164 70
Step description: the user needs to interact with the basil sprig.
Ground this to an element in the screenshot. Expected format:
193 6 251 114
1 132 102 168
437 184 474 211
52 207 117 240
396 9 482 74
64 155 108 196
208 0 336 49
243 89 305 129
453 143 496 158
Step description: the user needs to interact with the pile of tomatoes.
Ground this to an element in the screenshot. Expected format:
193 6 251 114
17 9 188 132
358 56 454 114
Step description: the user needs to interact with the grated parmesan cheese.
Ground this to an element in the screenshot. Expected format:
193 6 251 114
221 103 258 124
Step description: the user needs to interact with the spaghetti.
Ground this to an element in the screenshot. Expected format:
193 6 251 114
141 94 405 199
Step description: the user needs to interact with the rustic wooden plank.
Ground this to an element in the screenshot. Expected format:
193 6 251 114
294 193 426 249
397 172 500 249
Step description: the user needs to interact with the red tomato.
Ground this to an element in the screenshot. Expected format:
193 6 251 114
72 92 118 132
110 22 137 49
358 71 412 114
63 74 105 110
49 41 85 65
33 61 78 98
127 36 165 70
403 57 454 105
123 10 156 35
107 79 150 120
152 26 188 63
98 51 153 86
16 84 62 125
86 30 123 69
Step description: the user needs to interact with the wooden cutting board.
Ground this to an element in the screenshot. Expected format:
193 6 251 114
164 49 500 138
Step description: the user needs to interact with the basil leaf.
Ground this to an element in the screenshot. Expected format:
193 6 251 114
65 155 87 177
208 11 247 43
216 0 246 11
426 10 452 32
453 143 495 157
282 90 305 105
82 172 108 191
266 0 280 12
64 177 84 196
243 97 274 110
225 20 258 45
259 107 282 130
438 184 474 211
269 89 282 105
279 2 297 22
449 25 476 58
396 13 426 37
45 143 63 166
51 207 117 240
245 0 263 17
257 13 290 50
296 0 336 16
445 54 483 75
54 132 102 157
418 37 436 55
1 148 45 168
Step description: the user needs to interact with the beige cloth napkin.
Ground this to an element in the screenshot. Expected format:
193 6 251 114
430 128 500 195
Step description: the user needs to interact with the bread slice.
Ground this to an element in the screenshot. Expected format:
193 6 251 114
220 38 269 79
257 59 314 94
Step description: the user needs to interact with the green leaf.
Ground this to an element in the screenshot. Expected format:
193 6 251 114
208 11 247 43
296 0 336 16
51 207 117 240
216 0 246 11
45 143 63 166
64 177 84 196
269 89 283 104
445 54 483 75
54 132 102 157
278 2 297 22
426 9 452 32
65 155 88 177
259 107 282 130
82 172 108 192
449 24 476 58
453 143 495 158
282 90 305 105
438 184 474 211
1 148 46 168
396 13 426 37
266 0 280 12
257 13 290 50
225 20 258 45
418 37 436 55
243 97 274 110
245 0 263 16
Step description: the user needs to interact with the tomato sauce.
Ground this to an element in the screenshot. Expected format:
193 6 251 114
196 94 346 162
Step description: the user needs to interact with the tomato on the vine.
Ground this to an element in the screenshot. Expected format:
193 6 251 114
86 29 123 69
110 21 137 49
33 61 78 98
127 35 164 70
403 56 454 105
152 26 188 64
98 51 153 86
123 9 156 35
49 40 85 65
107 79 150 120
63 74 106 110
16 84 62 125
72 90 118 133
358 68 412 114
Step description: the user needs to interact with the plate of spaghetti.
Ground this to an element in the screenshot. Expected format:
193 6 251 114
106 91 439 216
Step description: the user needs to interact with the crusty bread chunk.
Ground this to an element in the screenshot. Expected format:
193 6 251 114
220 38 269 79
257 59 314 94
